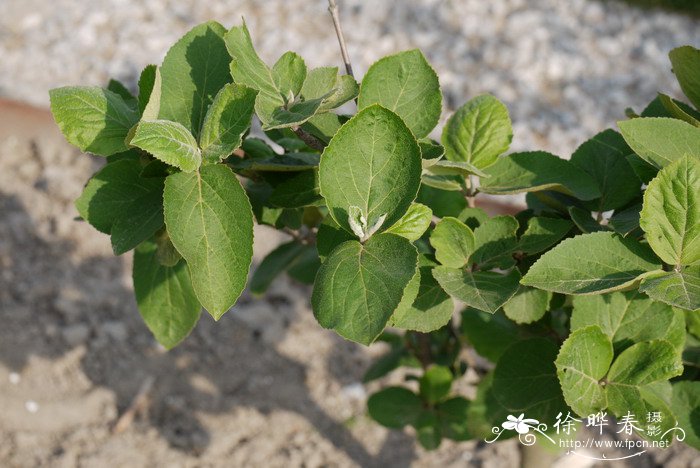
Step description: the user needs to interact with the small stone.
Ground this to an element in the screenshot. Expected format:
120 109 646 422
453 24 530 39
340 382 366 402
25 400 39 413
61 324 90 346
8 372 20 385
102 321 127 341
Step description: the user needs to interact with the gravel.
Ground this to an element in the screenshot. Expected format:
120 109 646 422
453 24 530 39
2 0 700 155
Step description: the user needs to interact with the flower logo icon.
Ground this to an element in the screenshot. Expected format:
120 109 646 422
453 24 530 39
502 414 540 434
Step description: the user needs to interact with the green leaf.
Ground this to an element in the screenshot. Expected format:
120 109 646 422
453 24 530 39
311 233 418 345
570 129 641 211
250 241 307 295
461 309 519 362
154 229 182 267
232 152 320 172
415 412 442 450
158 21 231 137
458 207 489 230
107 79 137 108
420 366 453 404
434 267 521 314
671 381 700 450
618 117 700 169
517 217 573 255
442 94 512 169
521 232 661 294
358 49 441 138
390 256 454 333
301 66 358 112
640 266 700 311
319 105 422 236
609 203 642 237
130 120 201 172
626 153 658 184
493 338 567 421
659 93 700 126
640 155 700 266
571 291 686 353
502 286 551 324
164 164 254 319
316 216 354 262
133 240 201 349
568 206 606 234
669 45 700 109
286 244 321 284
430 217 475 268
437 397 472 441
199 84 257 163
481 151 601 201
269 170 322 208
272 51 306 98
75 159 165 254
368 387 423 428
417 185 467 218
555 326 613 416
49 86 139 156
137 64 158 116
384 203 432 241
471 215 519 269
426 159 488 178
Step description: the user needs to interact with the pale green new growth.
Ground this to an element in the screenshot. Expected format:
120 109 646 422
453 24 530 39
131 120 202 172
430 217 475 268
618 117 700 169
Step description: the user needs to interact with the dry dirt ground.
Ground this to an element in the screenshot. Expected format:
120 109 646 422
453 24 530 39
0 101 697 468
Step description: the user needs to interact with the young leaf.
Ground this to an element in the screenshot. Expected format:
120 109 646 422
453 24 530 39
419 366 453 404
502 286 551 324
570 129 641 211
433 267 521 314
312 233 418 345
517 217 573 255
555 326 613 416
669 45 700 109
49 86 139 156
271 51 306 98
658 93 700 126
164 164 254 319
368 387 423 428
442 94 512 169
639 266 700 311
158 21 231 137
250 241 307 295
384 203 433 241
471 216 519 269
640 155 700 266
199 83 257 163
137 64 158 116
133 240 201 349
618 117 700 169
521 232 661 294
571 291 685 353
390 256 454 333
430 217 475 268
130 120 201 172
492 338 568 422
319 105 422 236
358 49 442 138
480 151 601 201
301 68 358 112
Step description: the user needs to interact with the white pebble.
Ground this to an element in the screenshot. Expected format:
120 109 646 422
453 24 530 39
8 372 20 385
25 400 39 413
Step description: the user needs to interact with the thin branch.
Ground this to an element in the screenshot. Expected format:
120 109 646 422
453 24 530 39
327 0 354 78
292 126 326 151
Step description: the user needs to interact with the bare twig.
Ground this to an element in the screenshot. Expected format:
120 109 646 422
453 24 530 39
327 0 354 78
112 376 155 434
292 126 326 151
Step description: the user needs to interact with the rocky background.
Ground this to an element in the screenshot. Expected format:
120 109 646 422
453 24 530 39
0 0 698 466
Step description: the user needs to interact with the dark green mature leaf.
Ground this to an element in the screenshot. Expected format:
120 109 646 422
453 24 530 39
434 267 521 314
312 233 418 345
420 366 453 404
415 412 442 450
571 291 685 353
461 309 520 362
316 216 354 262
417 185 467 218
640 155 700 266
137 64 158 116
269 170 322 208
522 232 661 294
49 86 139 156
437 397 472 441
384 203 432 241
493 338 567 421
107 79 137 108
131 120 201 172
669 45 700 109
232 152 320 172
609 203 642 237
442 94 512 169
75 159 165 254
199 83 257 163
517 217 573 255
502 286 551 324
640 266 700 311
568 206 606 233
358 49 441 138
570 129 641 211
319 105 422 236
618 117 700 169
555 326 613 416
164 164 254 319
368 387 423 428
250 241 307 295
626 154 658 184
133 240 201 349
671 381 700 450
480 151 601 201
430 217 475 268
158 21 232 137
471 215 519 269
